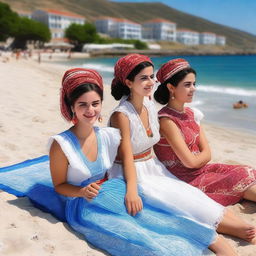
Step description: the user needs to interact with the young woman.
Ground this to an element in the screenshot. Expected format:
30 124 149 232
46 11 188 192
153 58 256 206
49 67 229 256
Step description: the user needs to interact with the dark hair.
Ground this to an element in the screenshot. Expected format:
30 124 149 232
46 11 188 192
111 61 154 100
64 83 103 118
154 67 196 105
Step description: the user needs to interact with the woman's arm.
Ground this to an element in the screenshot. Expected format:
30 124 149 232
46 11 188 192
159 117 211 169
49 140 100 200
110 112 143 216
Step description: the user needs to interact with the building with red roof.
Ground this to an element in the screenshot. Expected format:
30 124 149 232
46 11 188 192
142 18 176 41
199 32 217 45
95 16 142 40
31 9 85 39
177 29 200 45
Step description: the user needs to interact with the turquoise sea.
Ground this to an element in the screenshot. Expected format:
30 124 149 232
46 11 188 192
54 55 256 134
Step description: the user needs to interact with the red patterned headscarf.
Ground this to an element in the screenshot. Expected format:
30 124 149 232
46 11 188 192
111 53 153 88
156 58 190 84
61 68 103 121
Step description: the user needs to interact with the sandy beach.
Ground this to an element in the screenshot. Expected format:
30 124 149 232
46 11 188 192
0 52 256 255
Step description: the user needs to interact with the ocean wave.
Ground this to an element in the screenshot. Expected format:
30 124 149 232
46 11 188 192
197 85 256 97
82 63 113 73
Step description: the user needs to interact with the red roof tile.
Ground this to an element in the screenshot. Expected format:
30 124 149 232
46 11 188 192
46 9 85 19
144 18 176 24
96 16 139 25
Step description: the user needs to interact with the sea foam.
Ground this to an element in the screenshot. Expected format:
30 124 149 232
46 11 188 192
197 85 256 97
82 63 113 73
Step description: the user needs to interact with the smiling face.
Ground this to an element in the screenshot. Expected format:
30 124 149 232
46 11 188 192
126 66 155 98
169 72 196 104
72 90 102 125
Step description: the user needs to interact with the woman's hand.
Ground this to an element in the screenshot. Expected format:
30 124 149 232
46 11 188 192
82 182 101 200
125 191 143 216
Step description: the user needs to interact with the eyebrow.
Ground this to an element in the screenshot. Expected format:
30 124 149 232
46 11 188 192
140 74 154 78
77 100 101 104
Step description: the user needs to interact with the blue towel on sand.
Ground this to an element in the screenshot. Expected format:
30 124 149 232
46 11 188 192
0 156 215 256
0 156 67 221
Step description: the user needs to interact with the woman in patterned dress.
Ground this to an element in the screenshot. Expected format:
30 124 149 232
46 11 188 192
153 58 256 207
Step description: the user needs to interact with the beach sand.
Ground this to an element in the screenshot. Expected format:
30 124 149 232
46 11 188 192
0 53 256 255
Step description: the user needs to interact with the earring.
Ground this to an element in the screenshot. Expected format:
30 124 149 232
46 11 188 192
98 115 103 123
72 112 78 125
171 96 175 100
128 91 132 100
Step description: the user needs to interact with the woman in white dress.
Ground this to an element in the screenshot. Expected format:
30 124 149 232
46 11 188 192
108 54 256 251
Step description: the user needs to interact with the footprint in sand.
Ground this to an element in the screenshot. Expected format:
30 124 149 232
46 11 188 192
7 223 17 229
32 116 46 124
43 244 55 254
224 149 234 154
4 142 17 151
0 122 5 132
31 234 39 241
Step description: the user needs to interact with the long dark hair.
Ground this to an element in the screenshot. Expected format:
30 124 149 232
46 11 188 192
65 83 103 118
111 61 154 100
154 67 196 105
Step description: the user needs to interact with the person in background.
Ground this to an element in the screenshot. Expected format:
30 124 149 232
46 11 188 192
233 100 248 109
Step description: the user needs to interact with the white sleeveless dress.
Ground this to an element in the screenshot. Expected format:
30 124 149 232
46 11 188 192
108 97 225 228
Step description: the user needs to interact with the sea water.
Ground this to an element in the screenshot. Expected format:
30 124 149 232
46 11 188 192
54 55 256 134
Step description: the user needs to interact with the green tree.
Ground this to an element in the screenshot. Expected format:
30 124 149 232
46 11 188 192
133 40 148 50
12 17 51 49
65 22 98 51
0 2 19 41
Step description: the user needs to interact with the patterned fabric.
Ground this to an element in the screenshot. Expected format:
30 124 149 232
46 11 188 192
108 97 225 229
111 53 153 88
156 58 190 84
61 68 103 121
154 106 256 206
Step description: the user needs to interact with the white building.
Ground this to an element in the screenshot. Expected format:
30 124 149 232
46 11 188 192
216 35 226 45
199 32 216 45
142 18 176 41
177 29 199 45
31 9 85 39
95 17 116 34
95 17 141 40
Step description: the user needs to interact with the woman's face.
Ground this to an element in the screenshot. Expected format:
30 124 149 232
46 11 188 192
127 66 155 97
72 90 102 125
172 72 196 103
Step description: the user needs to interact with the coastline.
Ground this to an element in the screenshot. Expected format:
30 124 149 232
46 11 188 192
88 47 256 57
0 55 256 255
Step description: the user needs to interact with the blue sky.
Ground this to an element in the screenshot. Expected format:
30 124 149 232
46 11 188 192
112 0 256 35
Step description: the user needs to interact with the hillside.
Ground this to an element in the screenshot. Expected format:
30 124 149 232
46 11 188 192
2 0 256 49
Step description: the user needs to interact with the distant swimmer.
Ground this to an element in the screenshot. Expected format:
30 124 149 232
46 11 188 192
233 100 248 109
